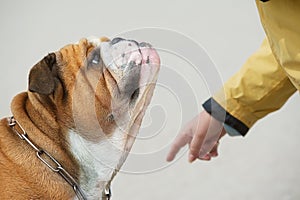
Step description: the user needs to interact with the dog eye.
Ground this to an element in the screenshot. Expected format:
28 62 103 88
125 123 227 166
92 53 100 64
88 49 102 67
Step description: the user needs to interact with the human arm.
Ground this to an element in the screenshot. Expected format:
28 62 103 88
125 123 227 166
167 38 297 162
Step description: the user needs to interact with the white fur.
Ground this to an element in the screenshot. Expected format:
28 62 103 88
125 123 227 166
68 129 125 200
87 36 102 47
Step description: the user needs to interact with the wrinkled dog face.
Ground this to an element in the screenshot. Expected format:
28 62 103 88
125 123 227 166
19 37 160 197
29 37 160 145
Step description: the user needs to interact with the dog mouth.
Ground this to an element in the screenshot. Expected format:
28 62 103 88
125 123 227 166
100 37 160 105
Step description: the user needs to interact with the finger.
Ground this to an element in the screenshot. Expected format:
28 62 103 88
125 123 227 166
189 113 209 162
195 144 217 162
209 142 219 157
198 144 218 161
198 120 224 158
199 153 211 161
189 133 206 163
166 130 192 162
209 128 226 158
189 133 207 162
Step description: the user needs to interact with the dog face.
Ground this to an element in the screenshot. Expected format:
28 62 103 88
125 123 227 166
28 36 160 147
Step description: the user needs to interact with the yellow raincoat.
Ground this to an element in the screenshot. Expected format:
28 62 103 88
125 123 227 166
203 0 300 136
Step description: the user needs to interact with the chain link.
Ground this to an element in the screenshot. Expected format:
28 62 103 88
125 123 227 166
8 116 88 200
8 116 112 200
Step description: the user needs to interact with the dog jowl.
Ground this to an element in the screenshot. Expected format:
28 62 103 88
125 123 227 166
0 36 160 200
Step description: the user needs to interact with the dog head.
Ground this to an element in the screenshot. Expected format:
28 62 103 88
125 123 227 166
29 38 160 137
28 36 160 155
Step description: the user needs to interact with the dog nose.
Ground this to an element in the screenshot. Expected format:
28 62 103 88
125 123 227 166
127 39 139 46
111 37 125 45
139 42 152 48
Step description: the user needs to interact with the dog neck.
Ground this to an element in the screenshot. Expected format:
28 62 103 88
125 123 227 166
11 92 120 199
68 128 125 199
10 92 81 198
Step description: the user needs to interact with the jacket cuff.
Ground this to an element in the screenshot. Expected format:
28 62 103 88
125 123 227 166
202 98 249 136
223 124 242 137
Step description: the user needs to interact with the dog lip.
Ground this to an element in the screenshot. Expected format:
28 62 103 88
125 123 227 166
100 39 158 70
100 39 160 98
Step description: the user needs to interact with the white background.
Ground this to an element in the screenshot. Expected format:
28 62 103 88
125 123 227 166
1 1 300 199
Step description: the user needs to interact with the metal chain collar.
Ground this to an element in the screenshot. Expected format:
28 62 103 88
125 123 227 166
7 116 112 200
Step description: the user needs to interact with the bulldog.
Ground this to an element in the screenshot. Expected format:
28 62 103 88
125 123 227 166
0 36 160 200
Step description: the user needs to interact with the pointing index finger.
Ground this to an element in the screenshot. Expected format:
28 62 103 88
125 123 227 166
166 129 192 162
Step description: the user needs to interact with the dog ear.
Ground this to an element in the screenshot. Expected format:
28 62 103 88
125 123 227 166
29 53 57 95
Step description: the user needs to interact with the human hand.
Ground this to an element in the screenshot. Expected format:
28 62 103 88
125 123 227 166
166 110 226 162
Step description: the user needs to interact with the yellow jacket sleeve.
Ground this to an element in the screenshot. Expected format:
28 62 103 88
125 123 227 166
216 38 296 127
203 0 300 136
203 39 296 135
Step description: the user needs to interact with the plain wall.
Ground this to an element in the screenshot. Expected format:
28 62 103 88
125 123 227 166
1 1 300 199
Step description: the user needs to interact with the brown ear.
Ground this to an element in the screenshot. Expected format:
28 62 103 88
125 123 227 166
29 53 57 95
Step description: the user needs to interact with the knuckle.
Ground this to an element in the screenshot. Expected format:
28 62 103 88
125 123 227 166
194 131 205 140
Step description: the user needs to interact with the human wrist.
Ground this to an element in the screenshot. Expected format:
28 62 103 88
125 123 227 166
202 97 249 136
